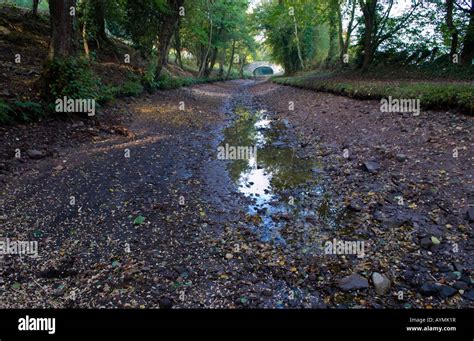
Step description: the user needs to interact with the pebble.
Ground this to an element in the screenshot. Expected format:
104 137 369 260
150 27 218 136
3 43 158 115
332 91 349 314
362 161 380 173
419 282 439 296
438 285 457 298
26 149 46 159
338 274 369 291
453 281 468 290
159 297 173 309
395 154 408 162
372 272 391 295
465 207 474 222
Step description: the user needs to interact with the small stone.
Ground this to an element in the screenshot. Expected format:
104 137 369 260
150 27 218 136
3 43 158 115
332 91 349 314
438 285 457 298
395 154 408 162
373 211 386 222
453 281 468 290
420 237 433 249
159 297 173 309
26 149 46 160
363 161 381 173
462 290 474 301
347 201 362 212
225 253 233 260
465 207 474 222
52 288 65 297
372 272 391 295
338 274 369 291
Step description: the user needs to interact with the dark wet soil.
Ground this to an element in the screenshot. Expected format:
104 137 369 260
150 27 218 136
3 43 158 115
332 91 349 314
0 79 472 308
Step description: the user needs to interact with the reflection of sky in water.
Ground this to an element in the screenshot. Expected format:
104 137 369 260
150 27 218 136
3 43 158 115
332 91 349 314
222 107 318 244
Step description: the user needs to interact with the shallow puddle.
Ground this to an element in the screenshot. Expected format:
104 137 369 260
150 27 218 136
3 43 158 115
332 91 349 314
222 106 321 244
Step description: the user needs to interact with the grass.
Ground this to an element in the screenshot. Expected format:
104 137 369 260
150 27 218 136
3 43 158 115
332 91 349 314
273 73 473 115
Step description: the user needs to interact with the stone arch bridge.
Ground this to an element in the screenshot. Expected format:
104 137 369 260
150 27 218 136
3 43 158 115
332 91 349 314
243 61 284 77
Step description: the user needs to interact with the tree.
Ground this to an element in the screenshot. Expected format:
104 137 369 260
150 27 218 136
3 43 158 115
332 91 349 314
48 0 78 59
156 0 184 77
339 0 358 65
90 0 108 45
446 0 459 60
456 0 474 64
358 0 421 70
32 0 41 17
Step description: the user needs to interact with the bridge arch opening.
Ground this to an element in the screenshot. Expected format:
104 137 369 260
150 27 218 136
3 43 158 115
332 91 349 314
253 66 274 77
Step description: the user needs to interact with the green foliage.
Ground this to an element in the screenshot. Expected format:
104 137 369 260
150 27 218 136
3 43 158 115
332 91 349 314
0 100 14 124
254 0 332 73
13 101 44 122
274 75 473 115
0 100 44 124
116 80 144 97
122 0 168 56
142 60 159 91
43 57 101 105
155 73 187 90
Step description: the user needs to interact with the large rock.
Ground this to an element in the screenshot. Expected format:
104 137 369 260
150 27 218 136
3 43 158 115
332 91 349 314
338 274 369 291
372 272 391 295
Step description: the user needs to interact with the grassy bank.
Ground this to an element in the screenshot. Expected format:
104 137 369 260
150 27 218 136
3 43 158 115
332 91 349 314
273 73 473 115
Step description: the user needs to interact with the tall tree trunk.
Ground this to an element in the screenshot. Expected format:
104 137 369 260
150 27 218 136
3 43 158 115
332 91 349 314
340 0 357 65
446 0 459 61
82 19 90 58
218 48 225 78
48 0 77 59
173 19 183 68
32 0 40 16
91 0 107 44
359 0 377 70
292 12 305 70
156 0 184 77
198 0 213 78
461 1 474 65
204 47 218 78
337 2 344 64
239 55 246 78
327 0 341 67
226 40 236 80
